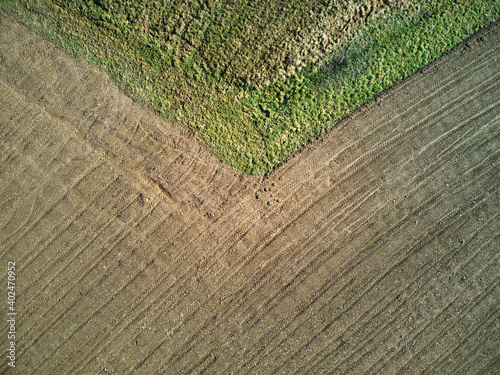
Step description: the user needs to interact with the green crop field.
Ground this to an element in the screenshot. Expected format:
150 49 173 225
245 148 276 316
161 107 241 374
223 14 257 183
2 0 499 175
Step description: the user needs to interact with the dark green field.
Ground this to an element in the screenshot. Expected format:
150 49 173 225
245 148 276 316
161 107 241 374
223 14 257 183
2 0 499 174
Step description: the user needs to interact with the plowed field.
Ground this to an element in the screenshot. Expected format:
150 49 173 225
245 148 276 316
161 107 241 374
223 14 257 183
0 10 498 374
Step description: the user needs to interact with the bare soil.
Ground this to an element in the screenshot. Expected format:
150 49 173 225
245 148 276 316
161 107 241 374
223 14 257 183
0 10 498 374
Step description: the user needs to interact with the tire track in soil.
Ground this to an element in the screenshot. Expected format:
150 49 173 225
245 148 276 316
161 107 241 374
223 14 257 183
270 173 499 372
336 221 499 374
280 122 498 374
258 179 498 374
426 303 498 375
331 202 499 367
157 81 500 372
140 79 500 372
0 9 499 375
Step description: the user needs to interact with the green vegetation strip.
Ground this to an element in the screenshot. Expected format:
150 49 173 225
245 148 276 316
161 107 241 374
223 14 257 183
2 1 499 175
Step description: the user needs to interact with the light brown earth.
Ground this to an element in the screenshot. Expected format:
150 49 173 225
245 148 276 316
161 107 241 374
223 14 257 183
0 9 499 374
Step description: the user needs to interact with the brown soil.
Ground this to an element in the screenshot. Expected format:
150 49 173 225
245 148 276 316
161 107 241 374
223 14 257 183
0 10 498 374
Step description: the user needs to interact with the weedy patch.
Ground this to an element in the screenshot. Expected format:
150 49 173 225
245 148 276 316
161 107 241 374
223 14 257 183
2 0 499 175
